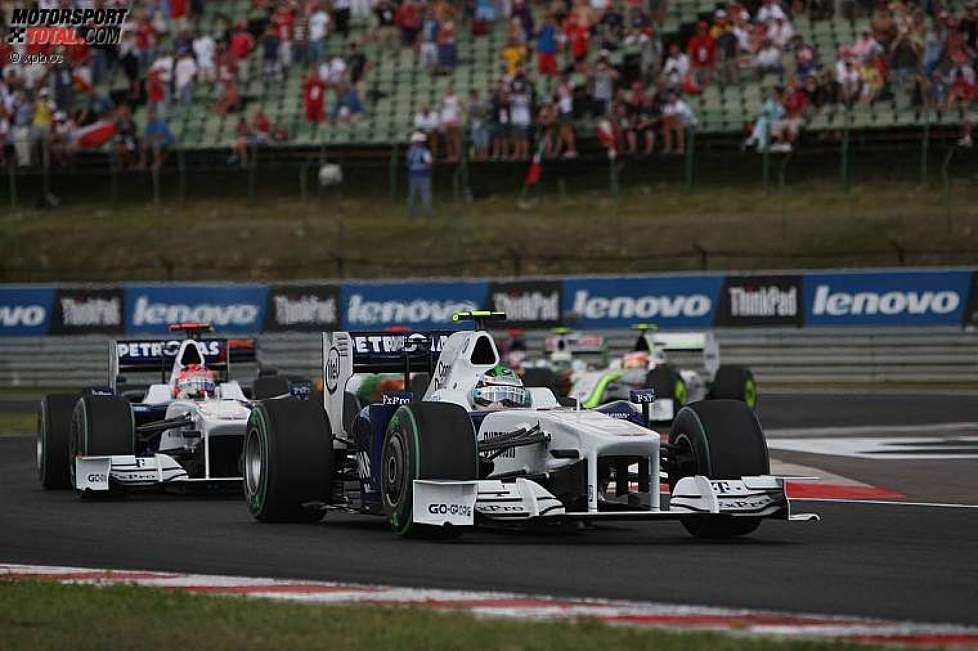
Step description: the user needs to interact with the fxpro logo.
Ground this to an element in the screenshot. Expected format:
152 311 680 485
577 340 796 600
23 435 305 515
811 285 960 317
131 296 258 327
61 296 121 327
347 295 477 325
0 304 46 327
273 294 336 326
492 290 559 322
729 286 797 317
572 290 712 320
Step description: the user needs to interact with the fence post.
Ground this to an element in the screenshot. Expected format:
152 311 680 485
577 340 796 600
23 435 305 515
177 148 187 206
942 146 955 233
684 127 695 192
840 106 851 192
299 161 308 201
920 113 930 185
762 121 771 192
109 150 118 208
247 145 257 201
7 160 16 210
151 163 161 208
389 142 398 204
41 140 51 200
693 243 708 270
608 153 619 200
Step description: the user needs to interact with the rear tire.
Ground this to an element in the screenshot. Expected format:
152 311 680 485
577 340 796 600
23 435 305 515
253 376 293 400
69 396 135 498
244 400 333 523
645 366 687 412
709 365 757 409
37 394 78 489
381 403 478 538
669 400 770 538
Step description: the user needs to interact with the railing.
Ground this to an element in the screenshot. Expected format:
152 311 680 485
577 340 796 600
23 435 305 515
2 327 976 388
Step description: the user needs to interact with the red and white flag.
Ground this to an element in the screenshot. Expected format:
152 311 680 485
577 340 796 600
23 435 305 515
72 120 117 150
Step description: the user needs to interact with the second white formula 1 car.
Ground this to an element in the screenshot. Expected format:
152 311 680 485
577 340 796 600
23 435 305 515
243 312 817 539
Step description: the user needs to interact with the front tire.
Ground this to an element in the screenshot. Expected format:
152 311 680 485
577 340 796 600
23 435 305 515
669 400 770 538
69 395 135 498
244 399 333 523
645 366 687 412
709 365 757 409
381 403 478 538
37 394 78 489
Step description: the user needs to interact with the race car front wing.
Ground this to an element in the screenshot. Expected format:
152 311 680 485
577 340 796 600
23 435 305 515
412 476 819 528
75 454 240 491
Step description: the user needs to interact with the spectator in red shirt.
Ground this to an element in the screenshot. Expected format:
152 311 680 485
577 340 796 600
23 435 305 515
146 68 167 118
395 0 423 48
565 15 590 70
687 20 716 86
775 80 807 147
303 67 326 123
230 22 256 62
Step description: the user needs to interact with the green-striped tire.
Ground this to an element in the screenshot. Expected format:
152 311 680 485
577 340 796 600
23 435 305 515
244 400 333 523
381 402 479 539
709 365 758 409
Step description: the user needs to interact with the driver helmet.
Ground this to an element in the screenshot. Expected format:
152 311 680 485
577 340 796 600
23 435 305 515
471 365 530 409
622 351 650 369
173 363 216 399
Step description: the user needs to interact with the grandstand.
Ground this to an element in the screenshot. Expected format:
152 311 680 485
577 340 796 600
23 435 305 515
59 0 972 154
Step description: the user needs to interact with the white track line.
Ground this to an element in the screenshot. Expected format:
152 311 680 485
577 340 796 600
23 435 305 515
768 422 978 439
3 563 978 648
795 498 978 509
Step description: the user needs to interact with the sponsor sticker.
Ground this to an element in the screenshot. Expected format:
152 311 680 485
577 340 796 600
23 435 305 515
563 276 723 329
51 287 123 334
487 281 562 328
715 275 802 327
803 271 971 326
342 281 486 329
264 284 339 331
125 286 266 334
0 288 54 336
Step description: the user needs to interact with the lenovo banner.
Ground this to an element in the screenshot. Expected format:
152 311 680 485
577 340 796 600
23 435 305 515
803 271 972 327
124 285 268 335
264 284 341 331
562 275 723 329
0 287 54 336
487 280 562 329
341 281 487 330
715 275 803 327
50 287 124 335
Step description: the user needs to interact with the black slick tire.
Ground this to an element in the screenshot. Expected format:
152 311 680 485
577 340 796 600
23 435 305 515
69 395 135 498
709 365 758 409
37 393 78 489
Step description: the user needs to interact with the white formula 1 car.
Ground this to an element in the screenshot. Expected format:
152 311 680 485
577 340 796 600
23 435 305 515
37 323 309 497
243 312 816 538
525 325 756 423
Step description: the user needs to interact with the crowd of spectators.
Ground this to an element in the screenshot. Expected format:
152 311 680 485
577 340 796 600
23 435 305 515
0 0 975 174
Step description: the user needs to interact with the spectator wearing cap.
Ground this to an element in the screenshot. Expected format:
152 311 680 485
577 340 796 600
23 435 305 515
687 20 716 86
406 131 433 218
413 104 440 158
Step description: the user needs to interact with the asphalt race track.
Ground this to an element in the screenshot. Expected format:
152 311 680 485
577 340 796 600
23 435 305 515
2 393 977 627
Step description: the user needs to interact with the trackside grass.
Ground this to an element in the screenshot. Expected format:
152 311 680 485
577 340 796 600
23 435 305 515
0 412 35 437
2 181 977 282
0 581 883 651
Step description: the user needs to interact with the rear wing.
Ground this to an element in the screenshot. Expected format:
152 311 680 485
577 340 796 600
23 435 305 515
634 330 720 377
109 337 257 387
322 330 452 438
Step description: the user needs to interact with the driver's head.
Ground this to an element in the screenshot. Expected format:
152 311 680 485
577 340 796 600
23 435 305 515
622 351 650 369
471 365 530 409
174 364 216 399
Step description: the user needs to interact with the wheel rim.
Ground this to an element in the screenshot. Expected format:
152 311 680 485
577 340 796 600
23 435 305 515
674 380 688 405
669 432 699 487
244 426 264 497
382 432 406 510
744 379 757 408
36 408 45 477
